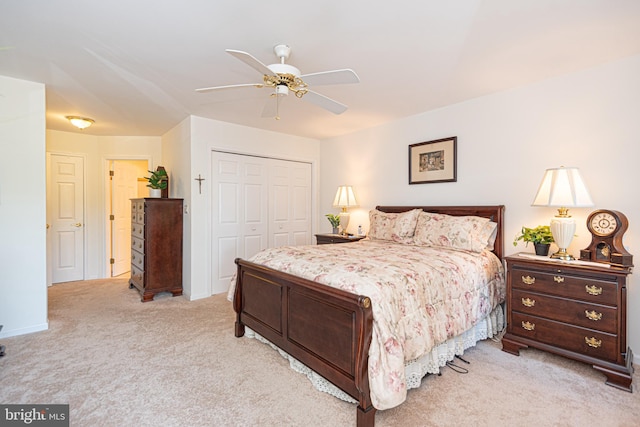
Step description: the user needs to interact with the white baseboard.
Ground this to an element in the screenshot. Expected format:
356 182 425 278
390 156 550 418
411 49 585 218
0 322 49 339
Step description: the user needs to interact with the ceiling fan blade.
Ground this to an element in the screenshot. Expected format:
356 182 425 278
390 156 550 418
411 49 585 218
226 49 276 77
302 90 348 115
195 83 263 93
300 69 360 86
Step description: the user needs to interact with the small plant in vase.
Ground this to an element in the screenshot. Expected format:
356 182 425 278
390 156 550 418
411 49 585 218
325 214 341 234
145 169 168 198
513 225 554 256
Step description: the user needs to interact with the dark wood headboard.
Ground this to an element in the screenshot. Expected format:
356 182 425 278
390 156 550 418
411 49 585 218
376 205 505 260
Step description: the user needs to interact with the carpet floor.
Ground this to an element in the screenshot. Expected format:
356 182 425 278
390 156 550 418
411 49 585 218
1 277 639 426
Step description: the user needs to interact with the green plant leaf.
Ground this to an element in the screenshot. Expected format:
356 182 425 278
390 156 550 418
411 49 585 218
513 225 554 246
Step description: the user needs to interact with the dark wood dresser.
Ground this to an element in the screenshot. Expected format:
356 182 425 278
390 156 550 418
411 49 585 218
129 198 183 302
502 253 634 391
315 233 366 245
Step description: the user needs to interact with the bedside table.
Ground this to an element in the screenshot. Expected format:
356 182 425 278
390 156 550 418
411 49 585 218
315 234 365 245
502 253 634 391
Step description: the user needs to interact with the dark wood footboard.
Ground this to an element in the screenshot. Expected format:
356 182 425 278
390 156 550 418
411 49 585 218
233 258 376 426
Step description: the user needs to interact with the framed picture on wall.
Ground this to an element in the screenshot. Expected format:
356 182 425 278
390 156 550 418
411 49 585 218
408 136 457 184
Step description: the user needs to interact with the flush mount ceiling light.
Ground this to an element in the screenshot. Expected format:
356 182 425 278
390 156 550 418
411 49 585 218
66 116 95 130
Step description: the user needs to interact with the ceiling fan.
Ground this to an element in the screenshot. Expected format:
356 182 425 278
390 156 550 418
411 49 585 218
196 44 359 119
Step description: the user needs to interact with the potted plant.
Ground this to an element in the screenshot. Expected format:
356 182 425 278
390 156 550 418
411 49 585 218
325 213 341 234
513 225 554 256
145 169 168 198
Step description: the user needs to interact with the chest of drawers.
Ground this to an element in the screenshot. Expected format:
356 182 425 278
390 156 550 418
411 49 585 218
129 198 183 302
502 254 633 391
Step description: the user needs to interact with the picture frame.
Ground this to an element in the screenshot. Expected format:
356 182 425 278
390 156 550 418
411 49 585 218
409 136 457 184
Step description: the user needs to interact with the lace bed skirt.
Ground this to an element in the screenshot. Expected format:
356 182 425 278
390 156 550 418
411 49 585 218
244 303 505 405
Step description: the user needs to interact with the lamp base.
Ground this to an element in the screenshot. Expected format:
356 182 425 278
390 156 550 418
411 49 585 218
339 212 350 236
550 215 576 261
550 248 575 260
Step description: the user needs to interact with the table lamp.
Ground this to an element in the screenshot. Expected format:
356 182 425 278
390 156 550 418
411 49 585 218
531 167 594 260
333 186 358 235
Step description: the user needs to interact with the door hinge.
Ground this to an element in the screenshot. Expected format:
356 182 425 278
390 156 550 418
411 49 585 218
109 214 115 220
110 258 115 264
109 170 114 177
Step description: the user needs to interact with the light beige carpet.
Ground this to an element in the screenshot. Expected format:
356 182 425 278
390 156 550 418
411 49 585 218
1 277 639 426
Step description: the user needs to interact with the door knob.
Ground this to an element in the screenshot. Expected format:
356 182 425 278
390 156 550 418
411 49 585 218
74 223 82 227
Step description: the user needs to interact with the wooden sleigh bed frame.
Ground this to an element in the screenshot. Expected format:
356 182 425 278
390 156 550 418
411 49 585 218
232 205 505 426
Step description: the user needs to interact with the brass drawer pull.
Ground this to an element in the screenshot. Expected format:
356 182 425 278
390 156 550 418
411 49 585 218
521 275 535 285
521 298 536 307
521 321 535 331
585 310 602 321
553 276 565 283
585 285 603 296
585 337 602 348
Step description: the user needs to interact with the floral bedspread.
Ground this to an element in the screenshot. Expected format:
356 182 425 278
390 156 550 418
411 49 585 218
228 239 505 410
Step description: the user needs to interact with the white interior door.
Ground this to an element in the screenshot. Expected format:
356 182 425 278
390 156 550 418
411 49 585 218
211 151 268 293
110 160 144 276
48 154 85 283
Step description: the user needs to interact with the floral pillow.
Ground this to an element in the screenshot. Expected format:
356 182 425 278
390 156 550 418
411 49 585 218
368 209 422 243
413 212 497 253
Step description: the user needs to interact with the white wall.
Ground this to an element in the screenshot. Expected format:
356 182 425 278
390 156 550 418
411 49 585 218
162 115 321 299
0 76 47 338
320 53 640 362
46 130 162 279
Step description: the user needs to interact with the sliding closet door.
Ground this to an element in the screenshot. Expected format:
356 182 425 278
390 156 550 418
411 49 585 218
211 151 312 294
211 151 269 293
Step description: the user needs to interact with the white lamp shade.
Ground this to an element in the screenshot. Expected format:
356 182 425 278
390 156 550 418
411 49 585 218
333 186 358 208
531 167 593 208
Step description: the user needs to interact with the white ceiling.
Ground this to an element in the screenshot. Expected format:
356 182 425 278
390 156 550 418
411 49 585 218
2 1 640 140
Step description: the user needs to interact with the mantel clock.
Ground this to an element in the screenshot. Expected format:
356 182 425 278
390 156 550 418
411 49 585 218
579 209 633 267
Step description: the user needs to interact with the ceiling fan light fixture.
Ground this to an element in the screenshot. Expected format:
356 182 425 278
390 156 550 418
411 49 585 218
66 116 95 130
275 85 289 96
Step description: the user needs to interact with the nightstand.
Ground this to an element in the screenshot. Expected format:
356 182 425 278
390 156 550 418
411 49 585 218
502 253 634 391
315 234 365 245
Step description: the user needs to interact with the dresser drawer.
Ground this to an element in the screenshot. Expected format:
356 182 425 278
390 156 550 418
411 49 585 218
511 266 618 305
131 211 145 224
511 289 617 334
131 223 144 238
131 236 144 253
132 200 144 212
131 249 145 270
510 312 618 362
131 265 144 287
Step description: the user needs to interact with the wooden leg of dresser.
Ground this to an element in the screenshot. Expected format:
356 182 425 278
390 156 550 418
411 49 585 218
593 365 633 392
141 292 155 302
501 334 528 356
593 348 634 393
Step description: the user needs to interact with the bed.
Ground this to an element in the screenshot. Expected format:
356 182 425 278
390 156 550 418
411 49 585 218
231 205 505 426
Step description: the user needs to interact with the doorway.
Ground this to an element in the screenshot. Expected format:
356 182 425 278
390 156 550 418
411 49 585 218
108 160 149 277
